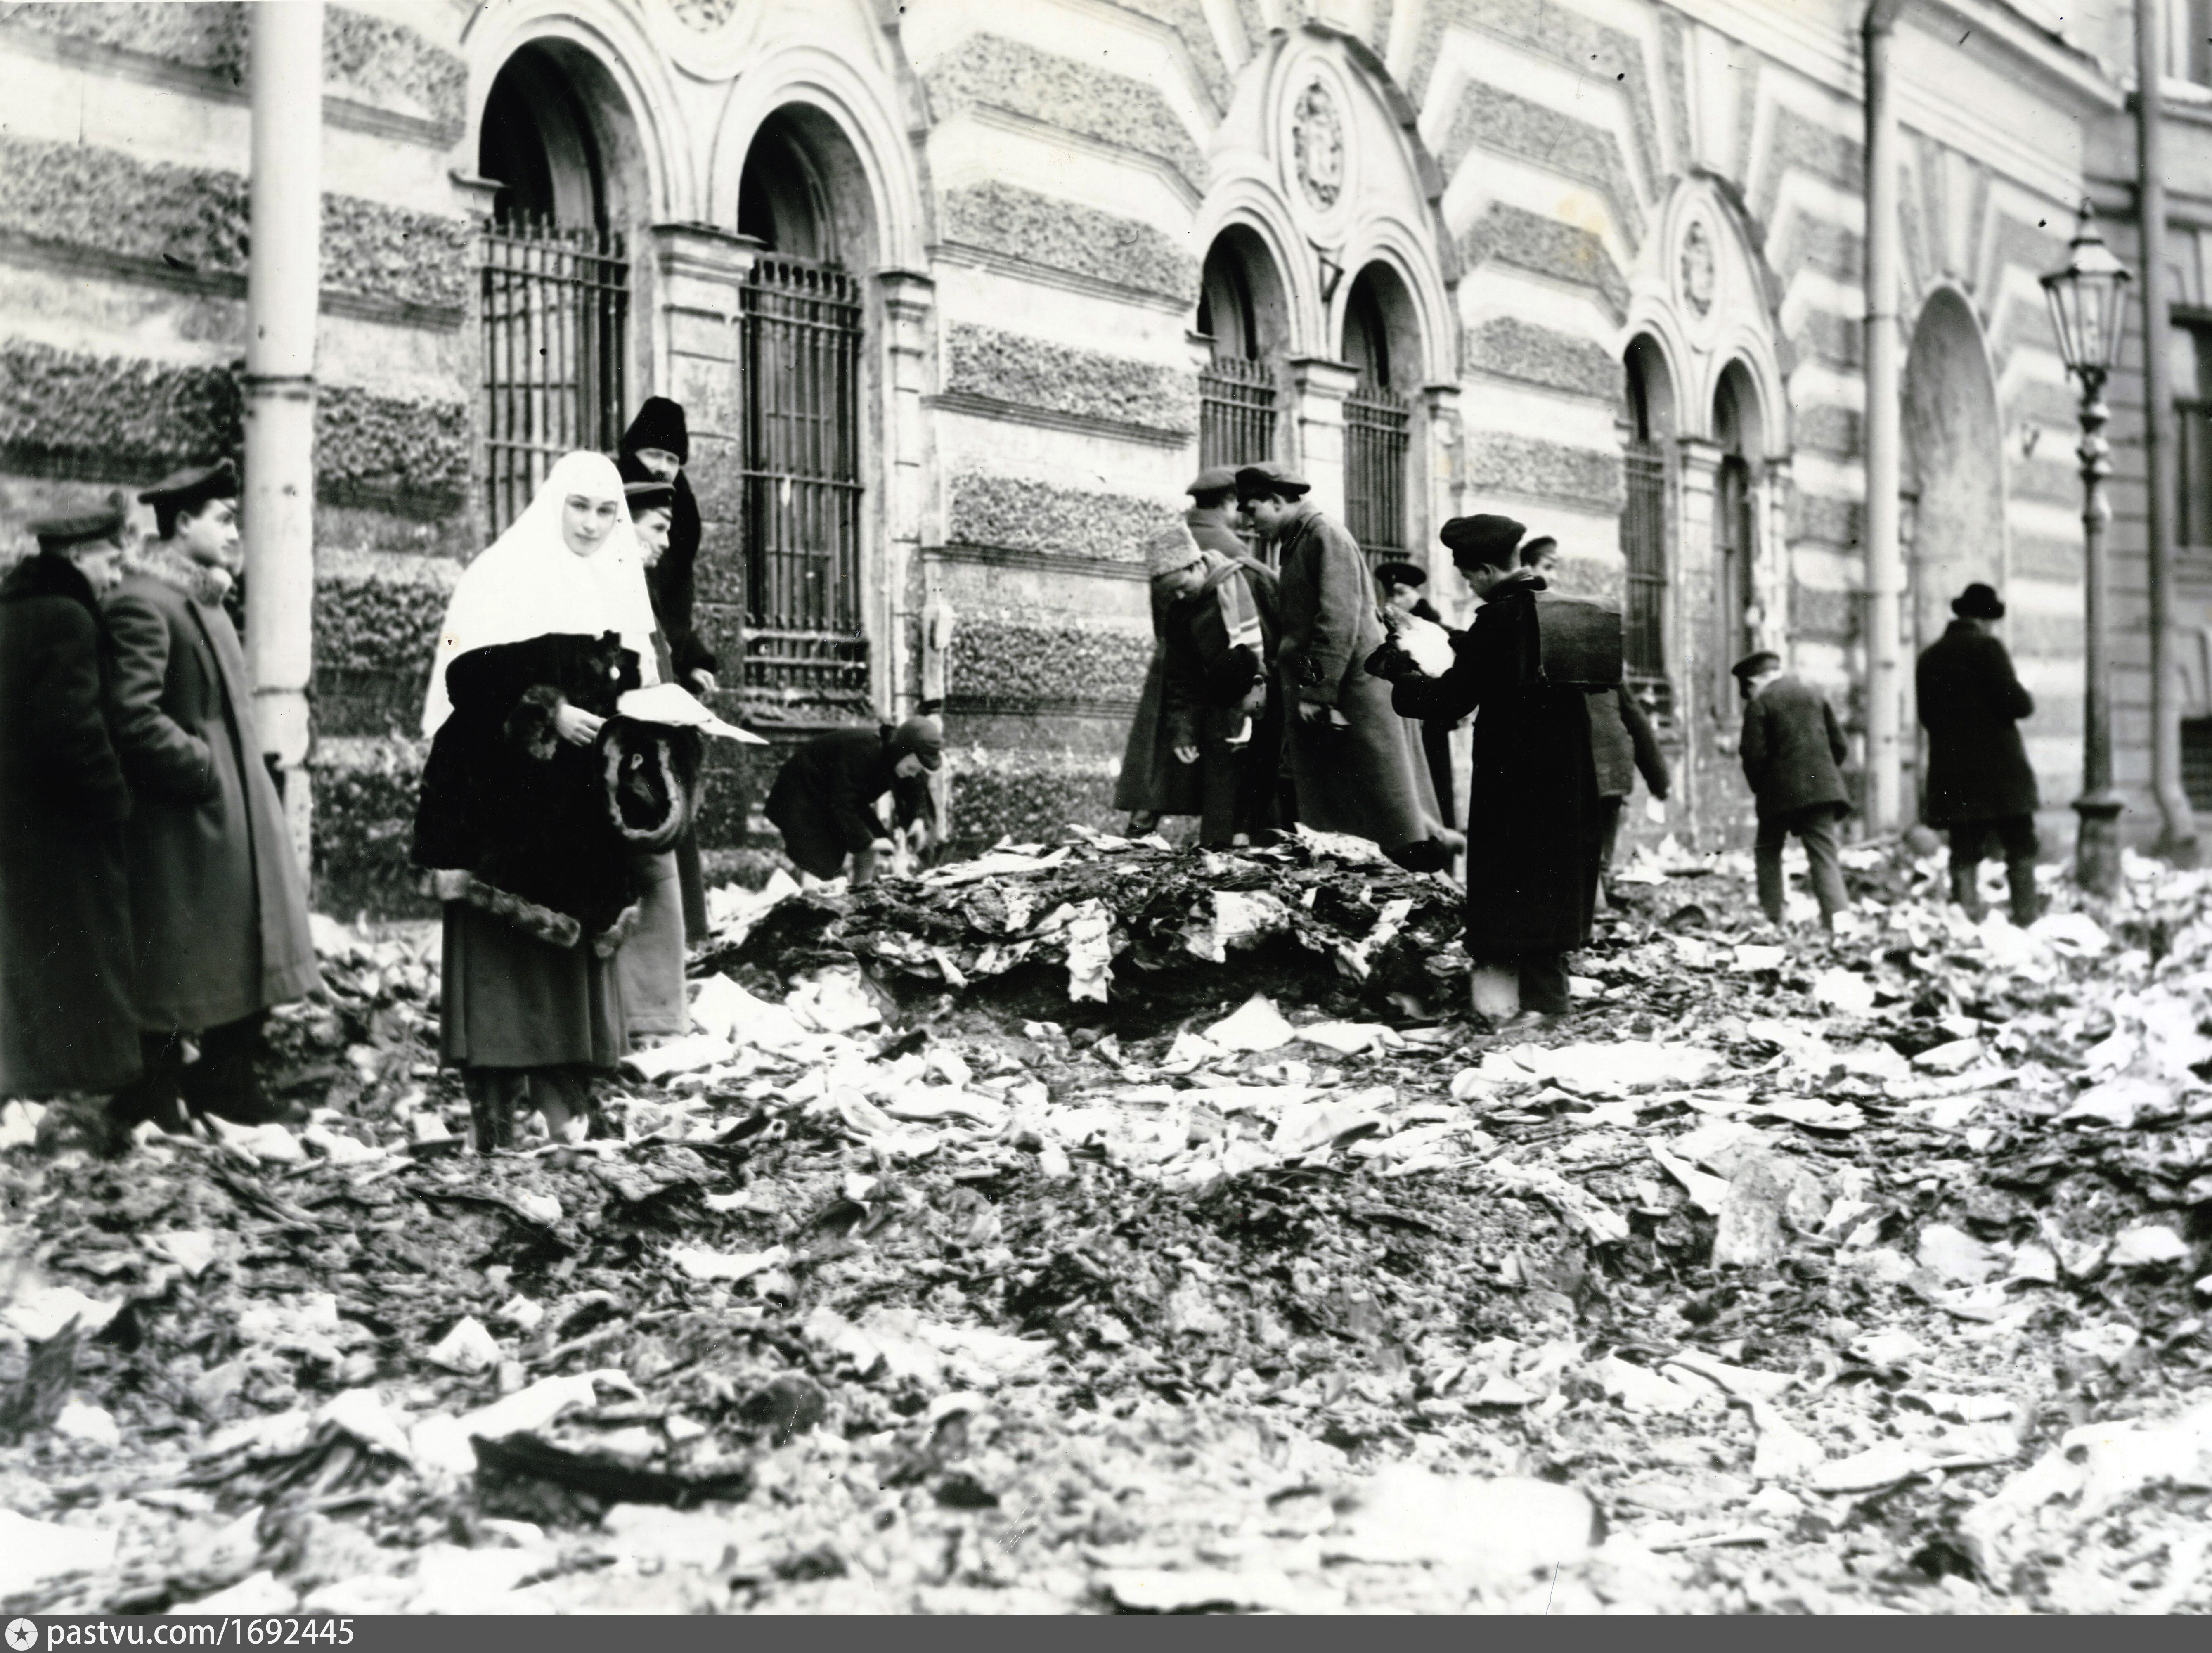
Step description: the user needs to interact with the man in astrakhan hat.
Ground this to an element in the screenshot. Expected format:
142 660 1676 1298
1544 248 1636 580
1238 462 1451 869
103 460 320 1132
1916 581 2041 924
0 496 143 1122
1371 512 1609 1027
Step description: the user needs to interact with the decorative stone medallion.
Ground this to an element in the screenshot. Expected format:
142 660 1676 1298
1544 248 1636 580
1292 81 1344 212
1680 220 1716 316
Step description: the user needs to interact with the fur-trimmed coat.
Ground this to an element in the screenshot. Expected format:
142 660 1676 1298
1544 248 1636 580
104 545 321 1034
413 632 704 954
0 552 141 1093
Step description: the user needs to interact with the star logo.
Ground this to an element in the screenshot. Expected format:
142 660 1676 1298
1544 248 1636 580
7 1618 38 1651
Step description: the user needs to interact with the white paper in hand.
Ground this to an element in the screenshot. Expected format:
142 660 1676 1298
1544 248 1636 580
616 683 768 744
1393 612 1457 678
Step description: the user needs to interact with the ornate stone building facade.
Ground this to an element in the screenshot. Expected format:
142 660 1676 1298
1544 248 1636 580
0 1 2145 907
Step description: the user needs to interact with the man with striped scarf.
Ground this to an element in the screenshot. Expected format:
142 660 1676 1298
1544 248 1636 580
1148 522 1281 847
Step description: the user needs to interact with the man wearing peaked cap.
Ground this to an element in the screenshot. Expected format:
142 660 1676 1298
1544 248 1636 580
1734 649 1852 930
1 492 142 1120
1242 461 1453 869
1918 582 2040 924
1186 465 1238 502
104 457 320 1136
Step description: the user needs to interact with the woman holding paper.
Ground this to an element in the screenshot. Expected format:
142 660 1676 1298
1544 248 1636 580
414 452 680 1150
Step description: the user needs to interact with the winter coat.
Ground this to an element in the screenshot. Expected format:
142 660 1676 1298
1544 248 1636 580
1112 508 1248 819
1740 675 1850 819
1589 686 1669 800
1273 502 1434 853
1916 621 2038 824
1383 570 1601 955
0 553 140 1094
104 549 320 1034
413 631 703 954
1159 553 1282 844
617 452 717 687
765 727 927 880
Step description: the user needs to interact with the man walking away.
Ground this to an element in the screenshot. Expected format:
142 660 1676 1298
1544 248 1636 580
1917 583 2040 925
1734 651 1851 931
1374 514 1609 1028
0 497 143 1127
1589 685 1669 894
1151 522 1280 845
104 461 322 1132
1241 463 1453 871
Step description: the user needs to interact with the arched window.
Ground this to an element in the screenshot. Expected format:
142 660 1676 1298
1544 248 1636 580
1713 363 1761 673
736 109 870 710
477 45 632 533
1340 265 1416 564
1621 336 1675 710
1195 229 1289 474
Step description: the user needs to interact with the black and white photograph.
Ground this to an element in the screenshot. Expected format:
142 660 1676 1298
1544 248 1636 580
0 0 2209 1617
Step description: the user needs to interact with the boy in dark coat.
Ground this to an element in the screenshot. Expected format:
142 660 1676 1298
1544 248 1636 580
767 717 942 888
1373 514 1604 1027
1734 651 1850 929
103 461 322 1131
1242 463 1449 871
1116 469 1247 835
1916 583 2040 924
0 497 142 1112
1152 522 1281 845
1589 685 1670 886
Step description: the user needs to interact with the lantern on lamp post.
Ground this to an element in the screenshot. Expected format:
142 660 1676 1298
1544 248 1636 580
2039 201 2133 898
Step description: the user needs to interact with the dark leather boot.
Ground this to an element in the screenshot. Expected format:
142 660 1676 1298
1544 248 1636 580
1949 864 1987 922
2006 857 2040 928
466 1069 523 1153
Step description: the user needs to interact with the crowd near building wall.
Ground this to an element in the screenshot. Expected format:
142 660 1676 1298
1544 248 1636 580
0 0 2167 912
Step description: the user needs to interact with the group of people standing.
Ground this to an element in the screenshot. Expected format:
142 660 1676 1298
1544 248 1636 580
1 462 321 1145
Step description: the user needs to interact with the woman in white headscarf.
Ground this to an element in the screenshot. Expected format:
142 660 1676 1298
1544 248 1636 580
415 452 663 1149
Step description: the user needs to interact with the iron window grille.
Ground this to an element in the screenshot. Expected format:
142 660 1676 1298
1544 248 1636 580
1343 381 1410 565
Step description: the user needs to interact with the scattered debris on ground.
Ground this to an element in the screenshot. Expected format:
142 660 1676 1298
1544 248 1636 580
1 830 2207 1614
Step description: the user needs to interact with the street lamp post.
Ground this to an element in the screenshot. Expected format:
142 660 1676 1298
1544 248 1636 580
2040 203 2133 898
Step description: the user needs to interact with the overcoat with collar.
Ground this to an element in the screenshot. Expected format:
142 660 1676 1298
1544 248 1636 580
0 552 141 1093
103 549 320 1033
1916 621 2039 824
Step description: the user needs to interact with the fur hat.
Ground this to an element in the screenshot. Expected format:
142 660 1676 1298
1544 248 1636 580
1952 583 2005 620
621 397 689 465
1145 522 1203 579
1440 514 1525 570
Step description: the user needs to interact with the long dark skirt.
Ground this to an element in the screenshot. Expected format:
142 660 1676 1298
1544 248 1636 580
440 903 626 1070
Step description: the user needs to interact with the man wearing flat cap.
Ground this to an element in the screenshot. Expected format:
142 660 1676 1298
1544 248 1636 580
0 495 143 1120
1114 469 1256 836
103 459 320 1133
1734 650 1851 929
1917 583 2039 924
1238 463 1449 868
1374 513 1608 1026
1145 521 1282 845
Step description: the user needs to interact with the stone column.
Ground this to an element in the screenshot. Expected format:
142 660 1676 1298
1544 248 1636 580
1676 436 1723 845
1287 357 1360 517
1419 382 1463 570
879 270 936 720
1757 456 1793 656
648 223 759 678
243 0 323 872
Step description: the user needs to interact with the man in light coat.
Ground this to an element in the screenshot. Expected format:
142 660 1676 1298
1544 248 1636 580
104 461 320 1130
1734 650 1851 930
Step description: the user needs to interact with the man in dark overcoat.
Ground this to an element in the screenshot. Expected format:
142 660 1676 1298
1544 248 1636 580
1240 463 1447 870
1116 469 1247 835
1916 583 2040 925
618 398 716 939
1151 522 1280 845
104 461 321 1130
1734 651 1851 929
766 716 942 888
1374 514 1603 1026
0 498 142 1109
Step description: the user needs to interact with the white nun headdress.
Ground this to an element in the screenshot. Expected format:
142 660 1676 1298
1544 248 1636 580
421 451 662 737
